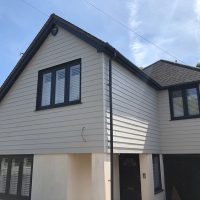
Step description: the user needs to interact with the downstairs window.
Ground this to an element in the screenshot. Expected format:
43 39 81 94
152 154 162 194
0 155 33 200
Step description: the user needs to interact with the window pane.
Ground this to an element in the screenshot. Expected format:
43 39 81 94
41 73 52 106
172 90 184 117
9 159 20 195
55 69 65 104
0 158 8 193
21 158 32 196
186 88 199 116
153 155 162 191
69 65 80 102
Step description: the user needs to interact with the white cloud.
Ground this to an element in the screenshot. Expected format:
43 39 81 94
127 0 200 67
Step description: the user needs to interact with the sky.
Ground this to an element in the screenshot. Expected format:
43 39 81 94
0 0 200 86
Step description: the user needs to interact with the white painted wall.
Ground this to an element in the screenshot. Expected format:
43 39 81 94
159 89 200 153
67 154 92 200
103 55 160 153
31 154 92 200
31 154 68 200
0 26 105 154
139 154 165 200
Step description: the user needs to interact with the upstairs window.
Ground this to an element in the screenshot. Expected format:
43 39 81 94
36 59 81 110
169 85 200 120
0 155 33 200
152 154 162 194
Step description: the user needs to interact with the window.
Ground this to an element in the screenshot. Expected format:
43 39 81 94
169 85 200 120
36 59 81 110
152 154 162 194
0 155 33 200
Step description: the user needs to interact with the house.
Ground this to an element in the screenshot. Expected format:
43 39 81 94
0 13 200 200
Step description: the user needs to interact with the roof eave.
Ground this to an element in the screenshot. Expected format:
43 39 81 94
161 80 200 90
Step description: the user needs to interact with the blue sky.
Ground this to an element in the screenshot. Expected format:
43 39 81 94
0 0 200 86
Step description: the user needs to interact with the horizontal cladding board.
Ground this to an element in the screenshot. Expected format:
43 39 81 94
107 103 159 124
0 113 104 129
111 142 160 150
0 102 103 118
0 106 103 124
0 117 103 132
0 142 104 152
0 135 104 146
107 131 159 141
108 136 159 146
0 124 103 137
0 147 104 155
107 127 159 138
107 129 160 139
0 131 103 143
106 114 159 130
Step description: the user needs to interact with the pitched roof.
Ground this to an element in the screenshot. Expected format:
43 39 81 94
0 14 161 102
143 60 200 88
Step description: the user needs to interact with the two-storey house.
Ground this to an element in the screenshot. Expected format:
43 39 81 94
0 14 199 200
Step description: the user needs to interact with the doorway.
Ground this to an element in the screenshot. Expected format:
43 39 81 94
119 154 142 200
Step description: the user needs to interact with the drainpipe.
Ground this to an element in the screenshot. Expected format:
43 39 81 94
109 51 116 200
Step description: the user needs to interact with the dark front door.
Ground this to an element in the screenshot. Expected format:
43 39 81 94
119 154 142 200
164 155 200 200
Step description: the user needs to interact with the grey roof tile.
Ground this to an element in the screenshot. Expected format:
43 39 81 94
143 60 200 87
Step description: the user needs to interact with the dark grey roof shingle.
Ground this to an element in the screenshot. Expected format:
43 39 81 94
143 60 200 87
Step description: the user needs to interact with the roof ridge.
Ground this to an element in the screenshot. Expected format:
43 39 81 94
159 59 200 72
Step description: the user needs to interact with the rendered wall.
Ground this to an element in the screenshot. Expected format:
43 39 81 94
139 154 166 200
31 154 92 200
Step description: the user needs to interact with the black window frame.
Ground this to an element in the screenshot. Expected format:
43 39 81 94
152 154 163 194
0 155 33 200
169 84 200 120
36 58 81 111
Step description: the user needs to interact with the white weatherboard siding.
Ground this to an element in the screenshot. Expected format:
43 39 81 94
0 26 105 154
159 89 200 153
103 55 160 153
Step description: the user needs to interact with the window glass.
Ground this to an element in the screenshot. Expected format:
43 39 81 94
172 90 184 117
152 155 162 192
55 69 65 104
186 88 199 116
21 158 32 196
37 60 81 110
0 158 8 193
41 73 52 106
69 65 80 102
9 159 20 195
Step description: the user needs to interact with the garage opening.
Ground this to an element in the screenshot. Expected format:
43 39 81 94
163 155 200 200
